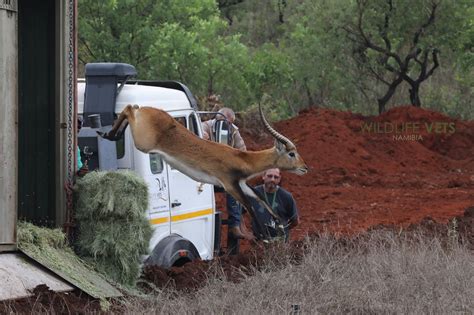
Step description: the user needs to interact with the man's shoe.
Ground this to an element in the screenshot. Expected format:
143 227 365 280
229 226 245 239
229 226 254 240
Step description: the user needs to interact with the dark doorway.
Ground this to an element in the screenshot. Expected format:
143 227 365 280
18 0 56 226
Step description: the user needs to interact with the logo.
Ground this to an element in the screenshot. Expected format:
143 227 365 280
360 121 455 141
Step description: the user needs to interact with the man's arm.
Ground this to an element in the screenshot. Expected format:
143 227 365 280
232 129 247 151
76 147 89 177
286 193 300 229
201 120 212 140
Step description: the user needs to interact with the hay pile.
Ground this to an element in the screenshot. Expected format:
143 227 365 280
17 221 120 299
75 170 152 287
18 221 67 250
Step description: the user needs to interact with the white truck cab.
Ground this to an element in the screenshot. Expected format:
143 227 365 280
77 63 220 268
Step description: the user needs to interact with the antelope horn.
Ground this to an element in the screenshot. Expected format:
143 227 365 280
259 103 296 150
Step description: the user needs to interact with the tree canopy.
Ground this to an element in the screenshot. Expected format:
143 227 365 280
78 0 473 119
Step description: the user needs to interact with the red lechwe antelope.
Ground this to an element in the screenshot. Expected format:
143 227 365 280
98 104 308 238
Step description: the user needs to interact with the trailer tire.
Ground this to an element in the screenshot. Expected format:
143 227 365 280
145 234 200 269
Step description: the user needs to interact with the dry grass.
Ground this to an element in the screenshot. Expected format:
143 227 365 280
122 230 473 314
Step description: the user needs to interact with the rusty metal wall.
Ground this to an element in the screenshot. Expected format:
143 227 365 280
0 4 18 250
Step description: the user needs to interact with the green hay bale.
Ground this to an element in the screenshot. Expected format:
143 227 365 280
76 218 153 287
75 170 149 220
74 170 152 287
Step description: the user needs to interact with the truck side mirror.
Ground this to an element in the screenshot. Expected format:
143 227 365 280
213 120 233 146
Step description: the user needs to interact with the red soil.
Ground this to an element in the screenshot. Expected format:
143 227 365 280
238 105 473 241
0 285 102 314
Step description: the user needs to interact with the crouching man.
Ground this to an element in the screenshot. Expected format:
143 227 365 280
251 168 300 241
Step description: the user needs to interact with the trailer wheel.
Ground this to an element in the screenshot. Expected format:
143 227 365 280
172 257 192 267
145 234 200 269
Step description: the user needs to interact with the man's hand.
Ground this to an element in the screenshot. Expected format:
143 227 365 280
77 164 89 177
288 217 300 230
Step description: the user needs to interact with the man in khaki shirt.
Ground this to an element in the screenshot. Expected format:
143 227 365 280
201 107 246 151
201 108 251 239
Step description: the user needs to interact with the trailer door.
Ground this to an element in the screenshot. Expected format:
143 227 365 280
167 112 215 260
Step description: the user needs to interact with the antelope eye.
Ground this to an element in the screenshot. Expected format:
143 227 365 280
289 152 296 157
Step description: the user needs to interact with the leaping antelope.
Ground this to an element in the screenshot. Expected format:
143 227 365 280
98 103 308 238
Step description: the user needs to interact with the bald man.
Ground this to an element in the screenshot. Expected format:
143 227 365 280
201 107 246 150
251 168 300 241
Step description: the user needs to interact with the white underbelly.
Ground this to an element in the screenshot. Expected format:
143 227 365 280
154 150 222 186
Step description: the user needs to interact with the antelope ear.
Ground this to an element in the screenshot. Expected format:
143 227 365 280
274 139 286 153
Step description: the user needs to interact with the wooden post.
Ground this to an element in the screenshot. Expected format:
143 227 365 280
0 3 18 251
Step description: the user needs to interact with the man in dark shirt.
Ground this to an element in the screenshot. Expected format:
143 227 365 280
251 168 300 241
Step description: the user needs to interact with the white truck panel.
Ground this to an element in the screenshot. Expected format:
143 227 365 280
78 82 191 113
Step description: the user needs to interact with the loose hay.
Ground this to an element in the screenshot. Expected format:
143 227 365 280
17 221 121 299
17 221 67 249
75 170 152 287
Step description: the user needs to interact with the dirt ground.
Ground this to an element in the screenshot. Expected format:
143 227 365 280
3 105 473 311
241 105 474 238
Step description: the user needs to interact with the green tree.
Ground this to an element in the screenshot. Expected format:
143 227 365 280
245 43 294 113
281 0 359 111
148 16 252 108
78 0 157 74
79 0 252 109
344 0 469 113
78 0 473 119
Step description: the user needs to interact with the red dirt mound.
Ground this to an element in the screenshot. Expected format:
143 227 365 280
239 106 474 239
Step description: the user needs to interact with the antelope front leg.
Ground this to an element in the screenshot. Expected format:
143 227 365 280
244 184 283 223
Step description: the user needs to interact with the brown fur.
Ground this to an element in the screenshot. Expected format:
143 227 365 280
100 104 308 236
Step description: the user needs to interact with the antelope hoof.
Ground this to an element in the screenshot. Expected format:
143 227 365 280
97 131 121 141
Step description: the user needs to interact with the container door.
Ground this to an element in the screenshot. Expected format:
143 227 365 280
167 111 215 260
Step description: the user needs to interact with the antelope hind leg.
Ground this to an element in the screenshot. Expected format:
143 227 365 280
97 104 133 141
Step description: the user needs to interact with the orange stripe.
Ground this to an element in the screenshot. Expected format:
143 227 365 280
149 208 214 225
171 208 213 222
149 216 169 225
